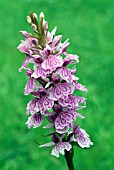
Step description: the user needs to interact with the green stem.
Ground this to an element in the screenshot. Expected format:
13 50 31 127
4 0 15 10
65 150 75 170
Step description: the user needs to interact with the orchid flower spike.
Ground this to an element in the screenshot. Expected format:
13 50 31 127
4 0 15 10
17 12 93 169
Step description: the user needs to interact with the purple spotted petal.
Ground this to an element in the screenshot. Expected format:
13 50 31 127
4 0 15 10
64 52 79 64
56 67 72 83
58 98 68 107
41 55 63 72
56 67 79 83
77 128 93 148
17 43 30 55
55 111 76 130
19 56 33 72
51 142 72 157
58 95 86 109
49 83 74 101
73 80 88 92
70 125 93 148
26 98 39 115
37 97 54 114
77 136 93 148
59 83 74 99
26 113 44 128
24 78 35 95
17 38 33 55
43 97 54 111
49 86 61 101
31 66 50 79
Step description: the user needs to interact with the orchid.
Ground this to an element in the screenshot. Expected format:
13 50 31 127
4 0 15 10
40 134 72 158
17 12 93 170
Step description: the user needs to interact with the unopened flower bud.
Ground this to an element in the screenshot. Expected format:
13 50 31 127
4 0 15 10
26 16 32 24
40 12 44 21
45 22 48 30
42 20 48 34
33 13 38 20
31 23 37 31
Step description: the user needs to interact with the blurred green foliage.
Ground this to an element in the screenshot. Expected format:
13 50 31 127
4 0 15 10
0 0 113 169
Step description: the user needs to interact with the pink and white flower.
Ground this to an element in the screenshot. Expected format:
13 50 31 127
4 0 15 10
54 110 76 130
26 113 44 128
41 55 63 72
49 82 74 101
70 124 93 148
27 89 54 115
58 95 86 109
39 134 72 158
31 65 50 79
56 67 79 83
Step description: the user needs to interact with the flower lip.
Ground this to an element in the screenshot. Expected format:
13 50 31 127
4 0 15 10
52 134 60 143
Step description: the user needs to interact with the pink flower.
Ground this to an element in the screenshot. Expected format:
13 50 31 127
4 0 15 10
41 55 63 72
27 89 54 115
56 67 79 83
70 124 93 148
49 82 74 101
31 65 50 79
39 134 72 158
77 129 93 148
26 113 44 128
54 109 77 130
58 95 86 110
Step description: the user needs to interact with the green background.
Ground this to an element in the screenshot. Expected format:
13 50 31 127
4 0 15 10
0 0 113 169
